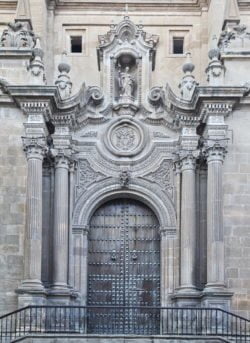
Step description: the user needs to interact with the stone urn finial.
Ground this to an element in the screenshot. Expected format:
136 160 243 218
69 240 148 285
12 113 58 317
179 52 198 101
55 51 72 100
29 38 46 85
206 36 225 86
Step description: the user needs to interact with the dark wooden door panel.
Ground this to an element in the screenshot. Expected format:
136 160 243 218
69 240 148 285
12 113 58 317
87 199 160 334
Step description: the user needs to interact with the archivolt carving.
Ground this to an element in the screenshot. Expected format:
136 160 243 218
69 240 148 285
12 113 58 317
72 177 176 230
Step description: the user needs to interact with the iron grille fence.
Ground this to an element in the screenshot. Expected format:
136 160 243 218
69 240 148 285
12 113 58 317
0 306 249 342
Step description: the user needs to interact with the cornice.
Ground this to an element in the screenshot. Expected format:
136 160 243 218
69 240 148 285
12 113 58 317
5 84 247 130
0 0 17 10
50 0 208 11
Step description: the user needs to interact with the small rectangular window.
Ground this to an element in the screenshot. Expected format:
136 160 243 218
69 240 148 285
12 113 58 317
70 36 82 53
173 37 184 54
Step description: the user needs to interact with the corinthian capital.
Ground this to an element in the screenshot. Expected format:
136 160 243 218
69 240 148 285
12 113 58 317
203 140 227 163
51 148 73 169
22 136 47 160
176 149 199 172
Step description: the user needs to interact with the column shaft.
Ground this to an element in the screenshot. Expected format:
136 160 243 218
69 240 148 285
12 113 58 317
53 156 69 290
22 144 45 291
180 157 196 290
206 151 225 288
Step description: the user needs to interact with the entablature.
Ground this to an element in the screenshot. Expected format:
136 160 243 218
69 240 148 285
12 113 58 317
3 83 247 133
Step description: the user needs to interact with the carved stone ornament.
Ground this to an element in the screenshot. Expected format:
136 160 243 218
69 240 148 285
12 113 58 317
119 170 130 188
219 24 250 50
22 136 47 160
76 159 108 197
105 118 145 157
142 160 173 195
0 21 35 48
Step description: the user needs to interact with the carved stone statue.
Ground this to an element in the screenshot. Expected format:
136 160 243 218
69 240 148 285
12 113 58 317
118 66 134 99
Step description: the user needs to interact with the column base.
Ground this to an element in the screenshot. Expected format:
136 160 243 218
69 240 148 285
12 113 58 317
16 279 45 293
48 283 78 304
202 287 233 310
172 288 202 307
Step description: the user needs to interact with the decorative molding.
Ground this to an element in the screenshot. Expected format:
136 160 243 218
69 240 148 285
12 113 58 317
72 178 176 230
201 102 233 122
20 101 51 122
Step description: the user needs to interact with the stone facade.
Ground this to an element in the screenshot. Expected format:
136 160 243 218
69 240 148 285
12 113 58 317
0 0 250 329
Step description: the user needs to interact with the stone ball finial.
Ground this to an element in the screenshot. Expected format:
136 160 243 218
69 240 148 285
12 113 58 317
58 51 71 74
208 35 221 60
182 52 195 74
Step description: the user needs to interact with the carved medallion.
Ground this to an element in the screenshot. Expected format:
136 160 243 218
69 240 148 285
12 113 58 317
112 125 137 151
105 118 145 156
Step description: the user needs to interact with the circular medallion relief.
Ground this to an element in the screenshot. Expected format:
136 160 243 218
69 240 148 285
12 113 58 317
105 119 145 156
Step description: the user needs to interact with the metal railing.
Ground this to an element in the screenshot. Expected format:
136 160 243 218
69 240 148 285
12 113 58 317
0 306 249 342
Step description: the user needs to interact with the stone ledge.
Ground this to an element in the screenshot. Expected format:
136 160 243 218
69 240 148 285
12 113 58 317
12 334 232 343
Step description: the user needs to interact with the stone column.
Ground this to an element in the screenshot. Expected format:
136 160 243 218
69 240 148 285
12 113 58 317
201 105 233 308
20 138 47 291
73 226 89 304
179 154 197 291
161 229 175 306
205 145 226 289
52 154 70 292
68 161 76 288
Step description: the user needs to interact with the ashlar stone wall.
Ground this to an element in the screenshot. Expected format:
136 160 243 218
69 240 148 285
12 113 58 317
0 104 26 315
224 106 250 319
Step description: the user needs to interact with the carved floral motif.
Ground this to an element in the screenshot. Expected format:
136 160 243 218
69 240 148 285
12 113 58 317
143 160 173 195
0 22 35 48
77 160 107 196
219 24 250 49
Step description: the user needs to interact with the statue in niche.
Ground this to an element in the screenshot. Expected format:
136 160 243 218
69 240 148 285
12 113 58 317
118 66 134 100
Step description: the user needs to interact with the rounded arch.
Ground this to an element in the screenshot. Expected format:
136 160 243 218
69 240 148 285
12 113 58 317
73 179 176 232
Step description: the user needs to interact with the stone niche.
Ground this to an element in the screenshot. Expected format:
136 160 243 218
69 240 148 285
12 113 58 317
97 16 159 110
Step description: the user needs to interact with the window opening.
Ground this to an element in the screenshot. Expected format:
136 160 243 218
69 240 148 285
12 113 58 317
173 37 184 54
70 36 82 53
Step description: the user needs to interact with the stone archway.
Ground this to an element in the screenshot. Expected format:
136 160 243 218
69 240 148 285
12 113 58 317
87 198 160 334
72 180 177 309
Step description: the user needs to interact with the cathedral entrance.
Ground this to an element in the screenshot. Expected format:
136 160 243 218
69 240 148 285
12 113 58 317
87 198 161 334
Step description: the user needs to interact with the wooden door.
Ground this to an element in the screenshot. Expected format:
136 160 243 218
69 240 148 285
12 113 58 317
87 199 160 334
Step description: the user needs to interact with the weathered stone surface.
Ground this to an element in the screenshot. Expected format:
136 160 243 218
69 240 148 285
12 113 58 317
0 107 26 315
0 0 249 331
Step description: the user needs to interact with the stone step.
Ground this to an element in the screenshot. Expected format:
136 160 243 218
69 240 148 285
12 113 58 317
12 334 234 343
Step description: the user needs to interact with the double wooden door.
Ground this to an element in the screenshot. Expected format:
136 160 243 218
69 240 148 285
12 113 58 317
87 199 160 334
